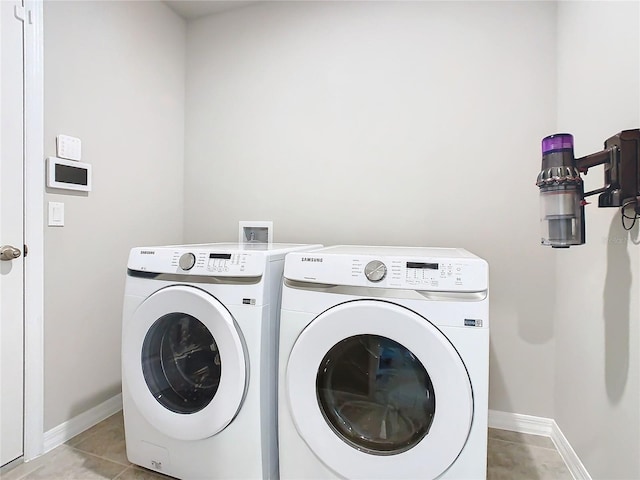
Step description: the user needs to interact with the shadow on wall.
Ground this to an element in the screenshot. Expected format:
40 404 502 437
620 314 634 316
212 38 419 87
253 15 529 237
489 343 509 411
603 216 637 403
515 252 557 345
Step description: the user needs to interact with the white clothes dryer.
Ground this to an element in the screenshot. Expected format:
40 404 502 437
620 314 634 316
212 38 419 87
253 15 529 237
122 242 320 480
278 245 489 480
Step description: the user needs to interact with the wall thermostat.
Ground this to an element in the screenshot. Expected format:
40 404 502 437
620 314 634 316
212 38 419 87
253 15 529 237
46 157 92 192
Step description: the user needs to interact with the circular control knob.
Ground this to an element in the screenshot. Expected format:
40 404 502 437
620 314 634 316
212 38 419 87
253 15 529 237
364 260 387 283
179 252 196 271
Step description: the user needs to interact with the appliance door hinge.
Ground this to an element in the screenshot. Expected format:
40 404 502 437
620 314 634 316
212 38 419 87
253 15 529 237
23 244 28 258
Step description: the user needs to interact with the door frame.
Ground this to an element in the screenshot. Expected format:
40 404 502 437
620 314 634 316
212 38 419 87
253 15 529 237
22 0 44 461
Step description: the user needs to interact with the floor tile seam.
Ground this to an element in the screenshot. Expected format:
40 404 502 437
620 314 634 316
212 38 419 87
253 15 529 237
67 423 121 447
66 430 100 448
0 464 43 480
3 470 29 480
489 436 560 452
66 444 132 469
112 465 135 480
68 423 123 446
8 444 75 479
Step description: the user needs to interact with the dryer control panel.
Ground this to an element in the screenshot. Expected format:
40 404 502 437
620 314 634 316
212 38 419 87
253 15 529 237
285 246 488 292
393 259 473 289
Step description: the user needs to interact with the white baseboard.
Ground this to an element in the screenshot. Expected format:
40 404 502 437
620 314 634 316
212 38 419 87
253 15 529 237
488 409 591 480
550 420 592 480
43 394 123 454
488 409 555 437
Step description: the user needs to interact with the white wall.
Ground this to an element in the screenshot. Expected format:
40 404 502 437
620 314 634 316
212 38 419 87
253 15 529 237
43 1 186 430
185 1 559 417
555 2 640 478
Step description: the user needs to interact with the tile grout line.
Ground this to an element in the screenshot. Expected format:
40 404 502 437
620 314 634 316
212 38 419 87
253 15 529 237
1 445 76 480
65 428 102 449
112 465 135 480
64 415 121 450
2 465 44 480
65 443 132 470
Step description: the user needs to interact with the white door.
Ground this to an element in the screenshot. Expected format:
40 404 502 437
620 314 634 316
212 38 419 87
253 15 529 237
286 300 473 480
122 285 248 441
0 0 25 468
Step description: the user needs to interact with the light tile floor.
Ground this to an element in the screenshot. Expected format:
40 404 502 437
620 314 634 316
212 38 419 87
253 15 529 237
486 429 573 480
2 411 573 479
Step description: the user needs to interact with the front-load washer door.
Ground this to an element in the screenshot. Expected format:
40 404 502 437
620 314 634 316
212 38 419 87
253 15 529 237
286 299 473 480
123 285 247 441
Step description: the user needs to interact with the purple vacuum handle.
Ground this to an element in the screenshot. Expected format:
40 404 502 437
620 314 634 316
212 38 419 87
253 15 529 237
542 133 574 154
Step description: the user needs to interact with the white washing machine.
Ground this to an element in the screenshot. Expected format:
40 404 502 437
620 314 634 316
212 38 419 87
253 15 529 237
122 242 321 480
278 245 489 480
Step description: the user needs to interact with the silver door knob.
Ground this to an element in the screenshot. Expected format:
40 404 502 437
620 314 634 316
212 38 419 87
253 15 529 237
0 245 22 261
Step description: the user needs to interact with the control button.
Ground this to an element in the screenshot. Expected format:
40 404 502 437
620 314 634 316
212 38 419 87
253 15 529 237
364 260 387 283
179 252 196 271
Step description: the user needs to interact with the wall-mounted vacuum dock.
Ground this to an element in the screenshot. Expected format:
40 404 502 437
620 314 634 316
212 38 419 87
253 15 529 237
537 129 640 248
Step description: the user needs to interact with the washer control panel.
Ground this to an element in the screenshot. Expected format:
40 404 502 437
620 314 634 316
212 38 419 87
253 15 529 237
170 251 263 276
203 253 245 274
285 248 488 292
128 247 264 277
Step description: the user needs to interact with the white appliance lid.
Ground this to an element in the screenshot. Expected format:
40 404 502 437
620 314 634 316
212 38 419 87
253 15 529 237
284 245 488 292
309 245 478 259
147 242 317 254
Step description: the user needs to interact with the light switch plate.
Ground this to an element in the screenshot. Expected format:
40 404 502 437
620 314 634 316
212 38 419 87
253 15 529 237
56 134 82 161
48 202 64 227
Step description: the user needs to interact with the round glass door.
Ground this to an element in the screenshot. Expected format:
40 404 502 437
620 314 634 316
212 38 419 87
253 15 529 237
286 300 473 479
142 313 222 414
316 335 435 455
123 285 247 441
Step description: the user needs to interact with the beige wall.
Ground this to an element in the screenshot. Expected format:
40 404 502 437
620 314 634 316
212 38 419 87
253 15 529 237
43 1 186 430
184 1 559 417
555 1 640 478
41 3 640 476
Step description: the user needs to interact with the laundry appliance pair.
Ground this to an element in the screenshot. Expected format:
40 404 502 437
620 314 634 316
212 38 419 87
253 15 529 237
122 243 489 480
